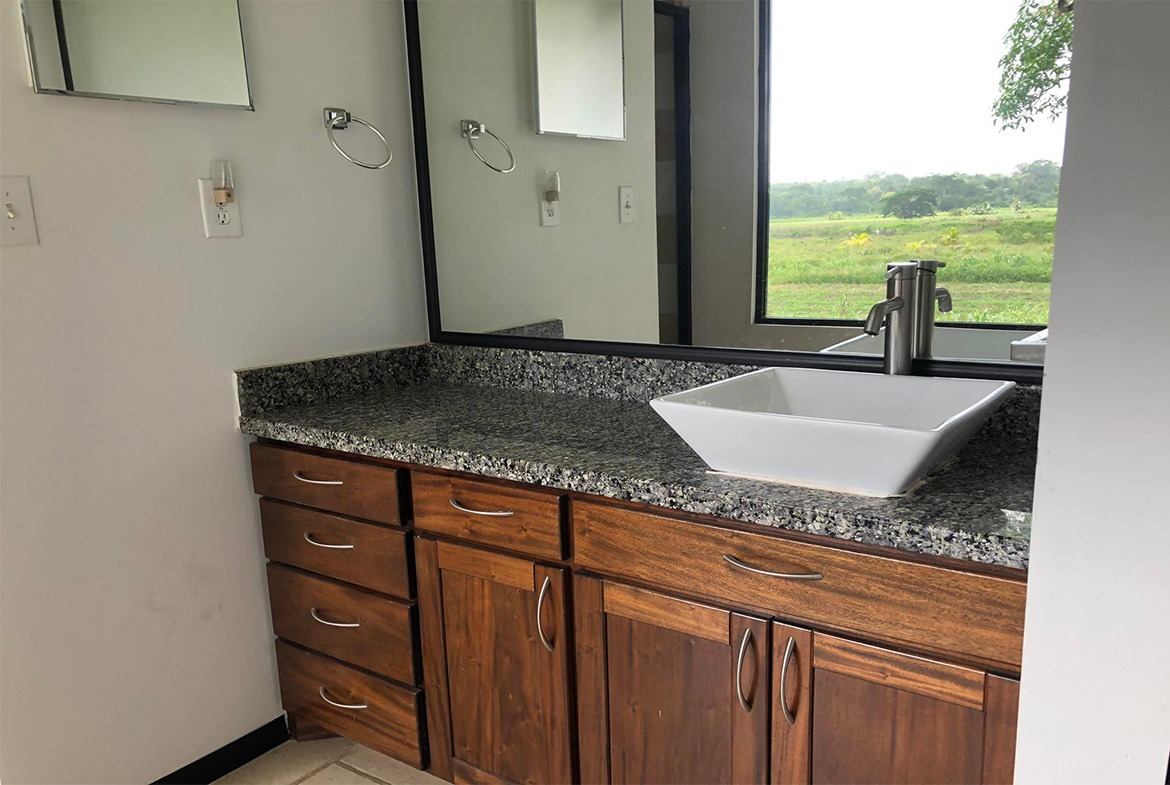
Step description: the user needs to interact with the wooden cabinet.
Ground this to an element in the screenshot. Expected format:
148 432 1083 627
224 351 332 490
771 623 1020 785
250 442 1025 785
250 443 425 768
576 576 770 785
416 537 574 784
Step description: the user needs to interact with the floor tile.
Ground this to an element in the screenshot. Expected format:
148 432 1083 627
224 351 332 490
214 738 357 785
340 745 447 785
301 764 380 785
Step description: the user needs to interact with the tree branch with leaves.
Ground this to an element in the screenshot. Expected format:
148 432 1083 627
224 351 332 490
993 0 1075 130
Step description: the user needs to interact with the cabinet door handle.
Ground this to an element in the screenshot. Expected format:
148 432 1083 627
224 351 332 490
736 627 755 712
318 686 366 710
293 470 343 486
310 607 360 628
723 554 823 581
303 532 355 550
449 498 515 517
779 636 797 726
536 575 555 652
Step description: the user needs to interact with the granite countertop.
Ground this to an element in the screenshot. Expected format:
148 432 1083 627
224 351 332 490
238 349 1035 571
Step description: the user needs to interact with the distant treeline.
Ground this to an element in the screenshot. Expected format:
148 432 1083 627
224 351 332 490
768 160 1061 219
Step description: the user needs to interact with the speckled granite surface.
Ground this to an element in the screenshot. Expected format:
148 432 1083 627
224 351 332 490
238 345 1038 570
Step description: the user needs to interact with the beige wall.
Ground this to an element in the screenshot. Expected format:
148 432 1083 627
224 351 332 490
1015 1 1170 780
418 0 660 343
0 1 427 782
687 0 855 351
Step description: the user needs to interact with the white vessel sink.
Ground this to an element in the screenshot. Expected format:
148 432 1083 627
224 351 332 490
650 368 1015 496
822 326 1038 362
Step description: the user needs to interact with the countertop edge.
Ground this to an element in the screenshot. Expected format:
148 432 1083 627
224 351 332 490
240 416 1031 572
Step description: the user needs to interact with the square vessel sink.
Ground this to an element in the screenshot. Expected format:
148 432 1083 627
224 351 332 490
650 368 1015 496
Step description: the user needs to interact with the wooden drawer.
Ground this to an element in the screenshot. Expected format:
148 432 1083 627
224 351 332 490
267 564 418 685
250 443 400 525
412 472 564 560
572 501 1027 668
260 499 412 599
275 640 425 769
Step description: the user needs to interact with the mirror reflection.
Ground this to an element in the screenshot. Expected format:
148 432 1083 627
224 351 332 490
418 0 1070 365
21 0 252 108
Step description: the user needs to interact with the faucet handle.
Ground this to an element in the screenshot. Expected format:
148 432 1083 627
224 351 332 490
935 287 953 313
886 261 918 280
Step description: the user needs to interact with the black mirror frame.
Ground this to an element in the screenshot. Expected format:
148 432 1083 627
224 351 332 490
402 0 1043 385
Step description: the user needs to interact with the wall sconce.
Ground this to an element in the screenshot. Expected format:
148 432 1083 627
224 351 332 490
211 159 235 206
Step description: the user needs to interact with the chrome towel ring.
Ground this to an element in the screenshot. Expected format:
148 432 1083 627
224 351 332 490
323 107 393 170
461 119 516 174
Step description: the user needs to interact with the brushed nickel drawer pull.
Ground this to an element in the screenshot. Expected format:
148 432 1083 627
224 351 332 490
723 554 823 581
310 607 360 628
536 575 555 652
293 470 343 486
736 627 755 712
318 686 367 710
303 532 355 550
780 636 797 725
449 498 515 517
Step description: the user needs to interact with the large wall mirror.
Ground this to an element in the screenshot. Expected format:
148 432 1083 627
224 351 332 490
407 0 1069 381
21 0 252 109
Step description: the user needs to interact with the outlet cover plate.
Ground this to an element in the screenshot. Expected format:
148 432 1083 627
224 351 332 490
198 179 242 238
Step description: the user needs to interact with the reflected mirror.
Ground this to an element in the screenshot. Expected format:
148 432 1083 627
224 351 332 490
534 0 625 139
21 0 252 109
413 0 1071 368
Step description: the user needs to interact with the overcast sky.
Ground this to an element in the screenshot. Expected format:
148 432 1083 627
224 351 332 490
769 0 1068 183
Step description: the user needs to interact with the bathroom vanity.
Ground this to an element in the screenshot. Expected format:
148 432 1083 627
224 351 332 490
239 345 1034 785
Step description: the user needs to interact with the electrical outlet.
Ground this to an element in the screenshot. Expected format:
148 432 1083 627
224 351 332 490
619 186 636 224
539 199 560 227
198 179 242 238
1 175 39 247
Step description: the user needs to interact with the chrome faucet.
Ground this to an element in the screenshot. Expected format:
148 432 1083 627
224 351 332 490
913 260 953 359
864 261 918 375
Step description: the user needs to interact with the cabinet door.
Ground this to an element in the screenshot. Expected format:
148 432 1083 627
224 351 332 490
771 622 1021 785
576 576 770 785
416 537 572 785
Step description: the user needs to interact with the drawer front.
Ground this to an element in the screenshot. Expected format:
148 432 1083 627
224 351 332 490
412 472 564 560
573 501 1027 667
276 640 424 769
261 499 412 599
251 443 400 525
267 564 418 685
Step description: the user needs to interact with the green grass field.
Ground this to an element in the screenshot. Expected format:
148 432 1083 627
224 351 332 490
765 209 1055 324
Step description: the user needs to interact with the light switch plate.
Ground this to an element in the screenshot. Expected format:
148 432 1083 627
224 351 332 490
619 186 636 224
2 175 40 247
198 179 242 238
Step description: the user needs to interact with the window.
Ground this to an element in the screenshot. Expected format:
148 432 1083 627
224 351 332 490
755 0 1070 327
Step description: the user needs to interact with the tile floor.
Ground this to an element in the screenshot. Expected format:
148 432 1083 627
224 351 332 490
213 738 447 785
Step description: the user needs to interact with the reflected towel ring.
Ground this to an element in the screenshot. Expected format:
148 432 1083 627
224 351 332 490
323 107 393 170
461 119 516 174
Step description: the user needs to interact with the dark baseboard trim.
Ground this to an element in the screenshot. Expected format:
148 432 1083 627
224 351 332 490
153 716 289 785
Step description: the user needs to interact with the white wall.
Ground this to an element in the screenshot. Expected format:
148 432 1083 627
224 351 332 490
1015 2 1170 781
418 0 659 342
0 1 427 782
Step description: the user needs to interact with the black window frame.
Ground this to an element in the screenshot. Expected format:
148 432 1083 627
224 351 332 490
751 0 1049 333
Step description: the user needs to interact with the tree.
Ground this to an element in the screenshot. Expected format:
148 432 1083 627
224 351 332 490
881 189 937 219
993 0 1074 130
